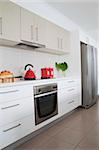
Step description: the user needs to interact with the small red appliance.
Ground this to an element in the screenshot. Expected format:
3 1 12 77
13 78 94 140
24 64 36 80
49 68 54 78
41 68 54 79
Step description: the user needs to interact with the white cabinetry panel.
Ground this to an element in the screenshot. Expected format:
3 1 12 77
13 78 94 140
21 8 46 46
0 85 33 104
20 8 35 43
45 21 71 54
0 115 34 149
0 1 20 42
58 79 81 116
0 98 34 127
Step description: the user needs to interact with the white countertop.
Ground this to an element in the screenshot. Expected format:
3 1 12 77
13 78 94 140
0 76 81 88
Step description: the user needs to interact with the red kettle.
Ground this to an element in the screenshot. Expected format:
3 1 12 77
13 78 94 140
24 64 36 80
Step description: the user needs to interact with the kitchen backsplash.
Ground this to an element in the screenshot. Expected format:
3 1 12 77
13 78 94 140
0 46 80 79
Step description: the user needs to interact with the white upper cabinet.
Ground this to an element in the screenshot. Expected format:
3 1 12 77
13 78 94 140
20 8 35 43
45 21 71 54
0 1 71 54
20 8 46 46
46 21 58 51
0 1 20 42
60 28 71 53
34 15 46 45
0 4 2 38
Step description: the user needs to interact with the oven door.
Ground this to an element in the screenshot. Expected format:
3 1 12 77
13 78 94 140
34 91 58 125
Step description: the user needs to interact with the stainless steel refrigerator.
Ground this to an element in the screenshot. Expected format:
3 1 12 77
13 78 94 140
81 42 98 108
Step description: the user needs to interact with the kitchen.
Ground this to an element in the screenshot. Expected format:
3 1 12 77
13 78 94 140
0 0 99 150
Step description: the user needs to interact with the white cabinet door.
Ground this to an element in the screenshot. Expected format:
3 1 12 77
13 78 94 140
0 115 34 149
58 83 80 116
62 29 71 53
0 97 34 127
21 8 35 43
0 1 20 42
58 79 77 90
35 15 46 45
77 85 81 106
58 89 68 115
57 27 71 53
0 3 2 38
0 85 33 104
46 21 59 51
21 8 46 45
58 87 77 115
46 21 71 54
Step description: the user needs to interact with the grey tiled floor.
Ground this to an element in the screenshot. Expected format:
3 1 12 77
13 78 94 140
16 101 99 150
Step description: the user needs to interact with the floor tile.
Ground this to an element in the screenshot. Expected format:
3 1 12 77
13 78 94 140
53 128 85 146
15 131 52 150
89 124 99 136
36 138 75 150
77 134 99 150
74 147 91 150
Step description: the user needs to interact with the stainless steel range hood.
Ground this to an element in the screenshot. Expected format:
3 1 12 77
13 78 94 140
15 40 45 50
0 39 67 55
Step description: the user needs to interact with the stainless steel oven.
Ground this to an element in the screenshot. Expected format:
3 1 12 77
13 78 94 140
34 83 58 125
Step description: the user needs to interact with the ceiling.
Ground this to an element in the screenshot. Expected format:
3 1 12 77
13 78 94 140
47 1 99 41
11 0 99 41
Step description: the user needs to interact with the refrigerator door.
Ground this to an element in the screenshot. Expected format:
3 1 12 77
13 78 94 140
86 45 93 106
81 43 92 107
81 42 97 108
92 47 97 103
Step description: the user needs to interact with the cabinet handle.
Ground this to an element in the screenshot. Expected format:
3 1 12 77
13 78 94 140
68 81 75 83
0 17 2 35
61 38 63 49
35 27 38 41
68 89 75 92
57 37 59 49
68 100 74 104
1 104 20 110
3 123 21 132
31 25 34 40
0 90 19 94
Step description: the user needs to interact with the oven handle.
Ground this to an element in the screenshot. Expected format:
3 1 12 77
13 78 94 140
34 91 57 98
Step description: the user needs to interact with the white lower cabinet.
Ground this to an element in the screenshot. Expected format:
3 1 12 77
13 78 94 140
66 96 79 112
58 79 77 90
0 97 34 127
58 88 79 115
58 79 81 116
0 85 33 104
0 115 34 149
0 84 35 149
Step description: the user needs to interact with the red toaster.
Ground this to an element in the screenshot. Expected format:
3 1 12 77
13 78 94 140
41 68 54 79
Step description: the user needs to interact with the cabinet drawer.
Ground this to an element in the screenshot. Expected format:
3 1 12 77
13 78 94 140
58 79 77 90
67 96 79 112
0 85 33 103
58 87 78 103
0 115 34 149
60 97 79 116
58 88 79 116
0 98 34 127
66 87 78 101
